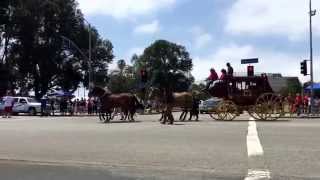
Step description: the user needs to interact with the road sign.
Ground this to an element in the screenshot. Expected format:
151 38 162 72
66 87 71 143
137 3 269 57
241 58 259 64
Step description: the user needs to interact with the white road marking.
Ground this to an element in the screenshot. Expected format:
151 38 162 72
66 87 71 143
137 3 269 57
245 118 271 180
245 169 271 180
247 121 263 157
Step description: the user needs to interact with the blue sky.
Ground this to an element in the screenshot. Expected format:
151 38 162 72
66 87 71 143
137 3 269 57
77 0 320 82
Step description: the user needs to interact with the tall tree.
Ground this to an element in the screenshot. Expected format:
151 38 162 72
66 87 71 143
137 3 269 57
0 0 114 98
138 40 193 97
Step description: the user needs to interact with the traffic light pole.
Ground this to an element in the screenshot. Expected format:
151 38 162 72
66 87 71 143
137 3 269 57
309 0 315 114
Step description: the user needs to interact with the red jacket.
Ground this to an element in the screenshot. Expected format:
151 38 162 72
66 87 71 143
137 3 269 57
220 73 226 80
208 72 218 81
295 96 303 106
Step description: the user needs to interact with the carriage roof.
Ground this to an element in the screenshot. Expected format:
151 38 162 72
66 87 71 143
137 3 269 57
223 74 289 94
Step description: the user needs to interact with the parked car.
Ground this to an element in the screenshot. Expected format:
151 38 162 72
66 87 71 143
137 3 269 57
12 97 41 115
199 98 222 114
0 98 4 114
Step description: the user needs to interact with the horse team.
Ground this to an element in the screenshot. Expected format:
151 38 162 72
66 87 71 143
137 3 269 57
89 86 199 124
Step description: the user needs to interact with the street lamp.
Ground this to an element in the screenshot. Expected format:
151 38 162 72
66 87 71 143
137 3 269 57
83 19 93 91
61 36 92 90
309 0 316 114
75 10 93 91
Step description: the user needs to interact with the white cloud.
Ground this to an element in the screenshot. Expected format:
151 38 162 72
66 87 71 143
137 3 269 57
190 26 213 49
77 0 175 19
134 20 160 34
192 43 318 82
194 33 213 49
226 0 320 41
128 47 144 56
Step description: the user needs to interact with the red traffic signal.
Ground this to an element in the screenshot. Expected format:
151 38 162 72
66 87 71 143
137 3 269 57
247 66 254 76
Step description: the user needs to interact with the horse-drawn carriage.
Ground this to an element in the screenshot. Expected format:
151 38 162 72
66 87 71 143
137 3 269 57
207 74 287 121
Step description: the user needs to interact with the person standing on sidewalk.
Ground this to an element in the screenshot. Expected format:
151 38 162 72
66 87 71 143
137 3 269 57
2 92 14 118
40 96 48 117
294 93 303 116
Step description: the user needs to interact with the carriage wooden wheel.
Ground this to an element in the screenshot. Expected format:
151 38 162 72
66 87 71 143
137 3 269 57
248 105 261 120
215 100 238 121
253 93 283 121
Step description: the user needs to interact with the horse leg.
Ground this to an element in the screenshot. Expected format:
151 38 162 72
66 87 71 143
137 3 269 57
179 111 185 121
130 107 136 122
188 111 193 121
104 112 111 123
122 110 127 121
169 112 174 125
159 111 164 122
183 110 188 121
130 112 135 122
161 111 167 124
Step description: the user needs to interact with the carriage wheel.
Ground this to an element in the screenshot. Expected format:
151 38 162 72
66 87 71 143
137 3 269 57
209 113 220 120
248 106 261 120
216 100 238 121
254 93 283 121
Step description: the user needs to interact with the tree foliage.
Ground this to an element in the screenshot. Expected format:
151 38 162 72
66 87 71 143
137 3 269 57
0 0 114 98
108 62 137 94
136 40 193 94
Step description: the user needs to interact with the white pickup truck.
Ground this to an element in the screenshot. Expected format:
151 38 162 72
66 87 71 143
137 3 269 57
0 97 41 115
13 97 42 115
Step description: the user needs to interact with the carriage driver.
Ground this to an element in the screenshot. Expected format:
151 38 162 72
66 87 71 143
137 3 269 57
204 68 218 90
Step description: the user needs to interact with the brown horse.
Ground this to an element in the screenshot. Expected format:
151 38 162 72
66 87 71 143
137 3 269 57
149 88 195 124
89 86 143 123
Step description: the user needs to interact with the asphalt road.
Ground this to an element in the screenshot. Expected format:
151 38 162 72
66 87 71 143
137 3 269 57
0 114 319 180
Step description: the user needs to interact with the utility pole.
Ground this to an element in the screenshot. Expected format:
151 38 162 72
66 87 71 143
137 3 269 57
309 0 316 114
88 23 92 92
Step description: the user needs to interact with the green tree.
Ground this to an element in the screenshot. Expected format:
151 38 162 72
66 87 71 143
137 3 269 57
108 64 138 94
138 40 193 97
1 0 114 98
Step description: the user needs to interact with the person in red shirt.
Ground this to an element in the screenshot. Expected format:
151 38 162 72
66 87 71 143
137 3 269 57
220 69 227 80
294 93 303 116
205 68 218 90
303 94 310 114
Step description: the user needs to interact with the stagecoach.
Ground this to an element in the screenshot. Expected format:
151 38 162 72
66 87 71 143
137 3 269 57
207 74 289 121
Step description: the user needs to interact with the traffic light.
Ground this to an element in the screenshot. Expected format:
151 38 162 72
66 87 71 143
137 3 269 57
300 60 308 76
247 66 254 77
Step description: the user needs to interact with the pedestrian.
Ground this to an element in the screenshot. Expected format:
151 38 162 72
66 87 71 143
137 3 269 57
50 99 55 116
303 94 310 114
220 69 227 80
204 68 218 91
226 62 234 77
93 98 98 115
87 98 93 115
294 93 303 116
286 93 295 113
75 99 80 115
2 91 14 118
40 96 48 117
